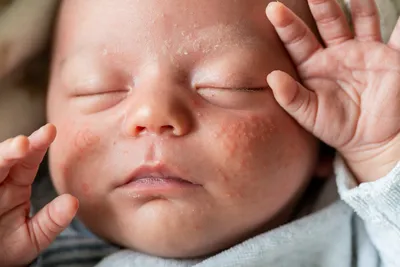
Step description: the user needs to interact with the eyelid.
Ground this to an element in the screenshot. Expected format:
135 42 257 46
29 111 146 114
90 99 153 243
72 89 130 97
196 86 266 91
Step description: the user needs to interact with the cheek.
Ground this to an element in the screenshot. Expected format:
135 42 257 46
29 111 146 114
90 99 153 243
213 114 277 173
49 121 105 195
53 124 102 162
74 128 101 153
82 182 92 196
218 115 276 168
207 111 317 203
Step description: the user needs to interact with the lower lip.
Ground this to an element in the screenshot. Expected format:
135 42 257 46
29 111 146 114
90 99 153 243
119 177 200 196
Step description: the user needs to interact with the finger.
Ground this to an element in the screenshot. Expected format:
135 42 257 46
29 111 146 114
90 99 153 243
266 2 323 66
8 124 57 186
267 71 318 134
388 17 400 50
27 194 78 253
0 183 31 217
0 136 29 183
351 0 382 42
308 0 353 46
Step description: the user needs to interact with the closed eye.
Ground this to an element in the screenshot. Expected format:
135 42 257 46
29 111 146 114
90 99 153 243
72 89 129 97
71 89 129 113
197 86 269 109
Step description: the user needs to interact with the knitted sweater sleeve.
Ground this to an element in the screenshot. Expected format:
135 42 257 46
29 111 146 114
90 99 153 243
336 156 400 267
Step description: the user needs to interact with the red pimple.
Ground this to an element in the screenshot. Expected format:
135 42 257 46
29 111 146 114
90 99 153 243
82 182 91 196
192 97 203 108
58 162 69 176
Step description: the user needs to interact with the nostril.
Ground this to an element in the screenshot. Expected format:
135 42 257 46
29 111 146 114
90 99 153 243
160 125 174 134
133 125 174 136
134 126 146 135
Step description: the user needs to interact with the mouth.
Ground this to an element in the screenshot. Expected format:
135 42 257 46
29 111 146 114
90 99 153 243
117 164 201 196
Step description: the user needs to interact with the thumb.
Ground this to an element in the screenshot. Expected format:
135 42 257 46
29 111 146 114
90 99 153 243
28 194 79 253
267 70 318 134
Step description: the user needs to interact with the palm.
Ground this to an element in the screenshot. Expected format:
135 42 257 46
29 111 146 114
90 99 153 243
299 40 400 151
266 0 400 180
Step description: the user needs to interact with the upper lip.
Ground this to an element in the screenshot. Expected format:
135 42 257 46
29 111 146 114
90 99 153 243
119 163 199 187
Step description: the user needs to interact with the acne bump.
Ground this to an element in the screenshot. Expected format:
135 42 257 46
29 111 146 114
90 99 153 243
218 115 276 170
82 182 91 196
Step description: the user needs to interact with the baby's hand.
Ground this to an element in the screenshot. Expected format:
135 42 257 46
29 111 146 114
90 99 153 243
0 124 78 266
266 0 400 182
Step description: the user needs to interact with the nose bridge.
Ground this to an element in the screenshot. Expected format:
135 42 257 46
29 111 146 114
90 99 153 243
123 67 193 137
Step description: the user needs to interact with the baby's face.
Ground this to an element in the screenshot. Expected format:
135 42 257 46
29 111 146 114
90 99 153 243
47 0 319 257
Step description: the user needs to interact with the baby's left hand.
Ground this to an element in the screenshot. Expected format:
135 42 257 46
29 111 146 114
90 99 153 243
266 0 400 182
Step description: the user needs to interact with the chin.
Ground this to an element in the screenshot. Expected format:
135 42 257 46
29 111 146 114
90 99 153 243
116 231 235 259
86 205 239 259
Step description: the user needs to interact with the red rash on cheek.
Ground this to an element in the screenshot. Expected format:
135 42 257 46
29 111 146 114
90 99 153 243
212 114 278 198
74 128 101 152
218 115 275 162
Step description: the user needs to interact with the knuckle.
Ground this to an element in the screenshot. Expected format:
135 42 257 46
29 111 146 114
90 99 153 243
19 160 39 171
317 12 342 25
284 26 308 46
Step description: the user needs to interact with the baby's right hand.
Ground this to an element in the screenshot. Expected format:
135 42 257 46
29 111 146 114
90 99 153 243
0 124 78 267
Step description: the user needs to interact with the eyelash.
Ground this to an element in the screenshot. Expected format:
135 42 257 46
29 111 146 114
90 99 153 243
196 87 266 92
72 89 129 97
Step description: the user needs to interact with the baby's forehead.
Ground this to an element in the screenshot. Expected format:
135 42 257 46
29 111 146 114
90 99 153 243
55 0 317 73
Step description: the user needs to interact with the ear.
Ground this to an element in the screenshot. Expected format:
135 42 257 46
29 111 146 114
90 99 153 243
313 143 335 180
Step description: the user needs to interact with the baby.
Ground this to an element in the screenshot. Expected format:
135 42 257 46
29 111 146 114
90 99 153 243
1 0 400 266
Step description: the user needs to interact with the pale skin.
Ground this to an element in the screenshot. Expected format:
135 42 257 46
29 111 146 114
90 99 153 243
0 0 399 266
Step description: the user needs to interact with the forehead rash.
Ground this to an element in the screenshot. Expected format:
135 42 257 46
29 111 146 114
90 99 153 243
56 0 316 71
176 23 268 57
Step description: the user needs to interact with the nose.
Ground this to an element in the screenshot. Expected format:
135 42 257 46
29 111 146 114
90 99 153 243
123 85 193 137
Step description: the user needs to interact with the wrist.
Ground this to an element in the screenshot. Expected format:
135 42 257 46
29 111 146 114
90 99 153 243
341 138 400 183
